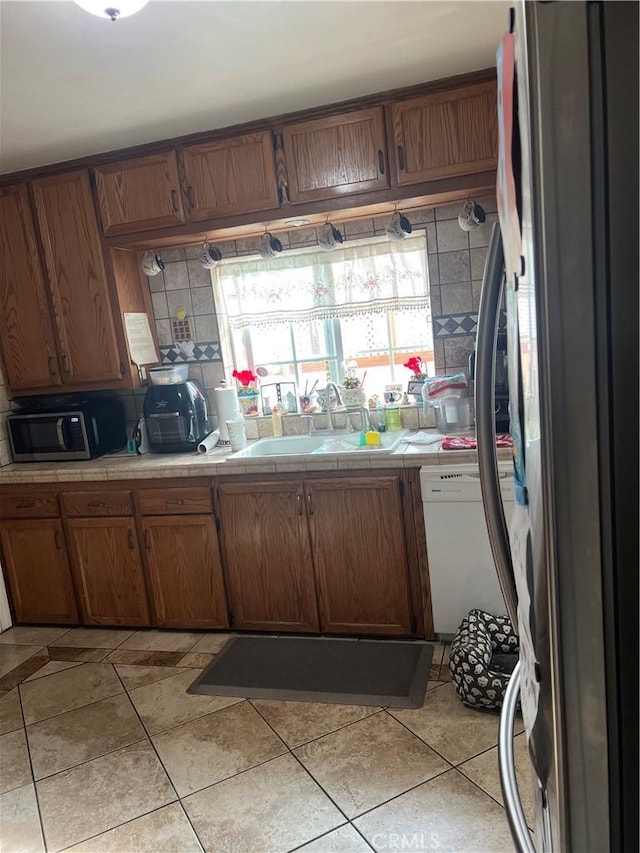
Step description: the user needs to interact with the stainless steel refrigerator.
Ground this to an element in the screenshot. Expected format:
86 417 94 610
474 2 638 851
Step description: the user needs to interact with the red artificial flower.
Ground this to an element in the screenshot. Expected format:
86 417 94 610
232 369 257 387
403 357 423 375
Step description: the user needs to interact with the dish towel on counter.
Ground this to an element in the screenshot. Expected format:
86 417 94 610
441 435 514 450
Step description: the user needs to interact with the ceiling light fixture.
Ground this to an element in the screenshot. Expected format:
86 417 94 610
74 0 148 21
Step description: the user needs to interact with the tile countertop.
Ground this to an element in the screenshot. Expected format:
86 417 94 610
0 432 513 484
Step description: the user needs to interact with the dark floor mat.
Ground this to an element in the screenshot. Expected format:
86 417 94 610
188 635 434 709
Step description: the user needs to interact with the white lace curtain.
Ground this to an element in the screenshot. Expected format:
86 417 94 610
215 235 430 329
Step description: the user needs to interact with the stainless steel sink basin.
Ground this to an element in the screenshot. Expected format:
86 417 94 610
231 430 409 459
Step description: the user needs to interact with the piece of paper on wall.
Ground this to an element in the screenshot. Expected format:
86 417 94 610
124 313 159 366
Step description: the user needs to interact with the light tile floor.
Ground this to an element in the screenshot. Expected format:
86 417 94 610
0 627 535 853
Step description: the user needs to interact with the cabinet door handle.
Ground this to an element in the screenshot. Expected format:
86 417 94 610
377 149 385 174
186 185 196 208
397 145 406 171
87 501 107 509
170 189 179 212
48 355 57 378
119 361 126 377
60 351 70 373
306 492 314 515
144 529 151 550
54 530 63 550
165 499 184 508
15 500 35 509
296 493 303 516
127 529 135 550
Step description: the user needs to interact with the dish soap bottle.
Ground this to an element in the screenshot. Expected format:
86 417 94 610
271 405 283 437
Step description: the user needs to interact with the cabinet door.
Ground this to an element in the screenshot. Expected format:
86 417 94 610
305 476 414 636
391 82 498 185
182 132 279 220
67 518 150 626
0 520 77 624
217 481 319 632
94 152 185 236
282 108 389 204
32 171 123 385
142 516 228 629
0 184 61 392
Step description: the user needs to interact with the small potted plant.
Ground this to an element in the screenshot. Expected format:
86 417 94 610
341 372 367 407
232 368 260 416
403 356 428 404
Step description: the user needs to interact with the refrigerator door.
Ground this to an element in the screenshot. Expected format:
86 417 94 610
491 2 637 851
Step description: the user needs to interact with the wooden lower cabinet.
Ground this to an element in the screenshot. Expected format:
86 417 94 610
0 519 78 624
142 515 228 629
305 476 415 636
66 518 150 626
217 481 320 632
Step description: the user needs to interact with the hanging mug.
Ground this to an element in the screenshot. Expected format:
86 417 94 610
458 199 487 232
318 222 344 251
386 210 413 241
258 232 283 259
141 250 165 277
199 242 223 270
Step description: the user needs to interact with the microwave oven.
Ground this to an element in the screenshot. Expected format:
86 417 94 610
7 396 126 462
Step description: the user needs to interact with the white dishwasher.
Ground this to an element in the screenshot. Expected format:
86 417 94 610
420 464 513 637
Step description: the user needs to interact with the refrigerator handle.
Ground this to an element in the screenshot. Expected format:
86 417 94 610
475 223 519 625
499 661 537 853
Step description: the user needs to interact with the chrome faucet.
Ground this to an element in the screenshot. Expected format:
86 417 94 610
324 381 343 431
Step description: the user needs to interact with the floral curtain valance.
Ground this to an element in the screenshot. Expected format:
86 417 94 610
215 235 430 329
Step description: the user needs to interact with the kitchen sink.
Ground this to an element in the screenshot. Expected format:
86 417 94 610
231 430 409 459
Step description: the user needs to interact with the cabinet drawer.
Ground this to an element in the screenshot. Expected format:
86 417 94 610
0 493 59 519
138 487 212 515
62 490 133 517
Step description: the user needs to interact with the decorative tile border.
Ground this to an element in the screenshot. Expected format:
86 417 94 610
433 310 506 338
433 313 478 337
160 342 222 364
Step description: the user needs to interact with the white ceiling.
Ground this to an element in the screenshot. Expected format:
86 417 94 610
0 0 509 174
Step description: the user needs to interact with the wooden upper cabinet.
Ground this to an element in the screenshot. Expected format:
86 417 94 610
305 476 414 636
182 131 279 220
0 184 61 392
67 517 150 626
281 107 389 204
391 81 498 185
0 519 78 624
32 171 123 386
94 151 186 236
217 481 319 633
142 515 228 629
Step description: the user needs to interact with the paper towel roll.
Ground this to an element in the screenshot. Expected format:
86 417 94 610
213 387 241 442
196 430 220 454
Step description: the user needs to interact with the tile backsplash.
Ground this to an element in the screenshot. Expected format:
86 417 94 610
145 195 497 384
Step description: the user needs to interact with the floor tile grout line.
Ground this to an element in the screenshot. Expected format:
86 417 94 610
382 707 464 768
285 820 352 853
47 800 186 853
28 734 152 786
15 678 48 853
22 660 84 685
119 664 195 693
244 699 356 828
175 799 206 853
0 647 51 690
246 697 382 750
132 696 246 740
19 668 125 728
288 750 354 825
347 820 377 852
